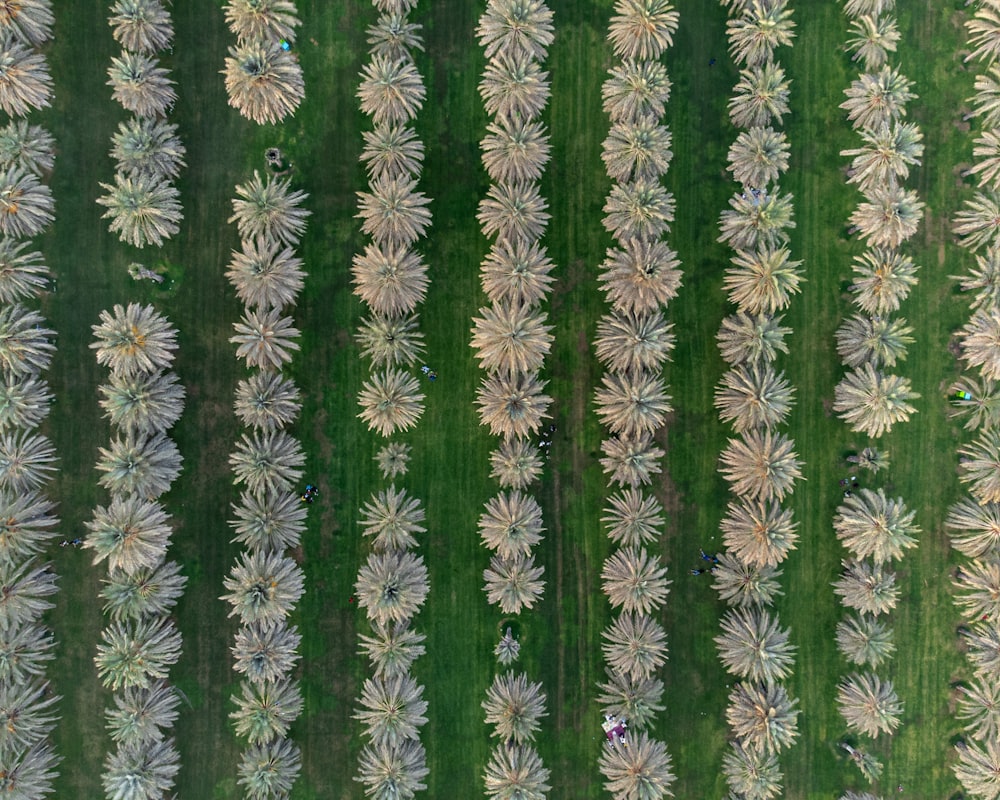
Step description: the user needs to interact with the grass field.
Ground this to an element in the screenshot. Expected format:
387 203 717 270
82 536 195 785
35 1 976 798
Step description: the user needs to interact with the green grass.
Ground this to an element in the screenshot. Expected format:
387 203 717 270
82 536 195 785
35 1 977 798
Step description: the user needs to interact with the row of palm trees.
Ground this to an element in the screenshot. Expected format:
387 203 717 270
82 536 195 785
945 4 1000 797
351 2 433 797
222 0 304 126
87 303 186 800
588 1 682 798
0 4 63 795
470 1 559 797
223 167 311 798
97 0 185 249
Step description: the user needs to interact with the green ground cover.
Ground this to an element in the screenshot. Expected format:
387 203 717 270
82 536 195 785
37 1 975 798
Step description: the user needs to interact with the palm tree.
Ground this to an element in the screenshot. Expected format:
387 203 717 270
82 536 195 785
96 172 183 248
850 247 918 315
602 178 675 244
956 246 1000 313
722 742 781 800
0 34 51 116
102 738 179 800
496 627 521 665
849 186 924 248
489 438 543 489
106 681 180 746
961 309 1000 381
726 0 795 67
954 560 1000 624
238 738 302 800
483 552 545 614
726 681 799 754
600 433 665 488
840 66 916 131
223 39 304 125
846 445 890 474
719 429 802 503
727 126 789 189
0 620 52 685
224 0 300 44
352 242 428 316
84 494 172 575
376 442 412 480
0 120 54 175
718 190 796 253
99 369 185 436
0 431 55 494
601 59 672 124
601 546 670 615
481 115 551 186
0 165 53 238
355 550 429 625
109 0 174 53
477 181 549 243
595 309 674 377
607 0 678 61
479 489 543 560
843 122 923 194
598 734 675 800
835 613 896 667
0 741 58 798
0 373 50 433
728 62 791 129
357 174 432 248
834 488 919 564
965 623 1000 680
221 549 305 628
94 616 182 690
712 552 784 608
226 236 306 311
596 668 664 731
231 677 303 745
0 0 53 47
954 738 1000 800
481 237 554 308
234 371 301 432
91 303 177 377
971 61 1000 128
231 171 311 246
478 52 550 120
231 621 302 686
955 191 1000 253
833 558 899 616
95 432 183 498
598 238 682 315
100 559 186 621
358 620 426 680
360 484 425 553
602 116 672 184
107 51 175 117
837 672 902 736
720 497 798 568
717 311 791 367
714 363 795 433
483 671 547 745
358 54 426 125
354 671 430 745
602 611 667 680
361 123 424 184
476 0 554 61
833 364 919 438
956 678 1000 743
470 301 553 377
358 367 425 437
594 371 672 439
230 429 304 498
483 744 550 800
356 739 428 800
715 606 795 685
366 12 424 62
601 488 664 547
230 489 306 553
0 238 48 304
0 489 56 564
846 14 900 70
966 0 1000 64
476 371 551 439
0 678 57 754
835 314 913 369
946 497 1000 559
843 0 895 15
231 308 301 370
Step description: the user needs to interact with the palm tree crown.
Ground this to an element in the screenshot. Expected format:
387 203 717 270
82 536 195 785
223 39 304 125
230 171 311 246
0 34 52 116
109 0 174 53
96 172 182 248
